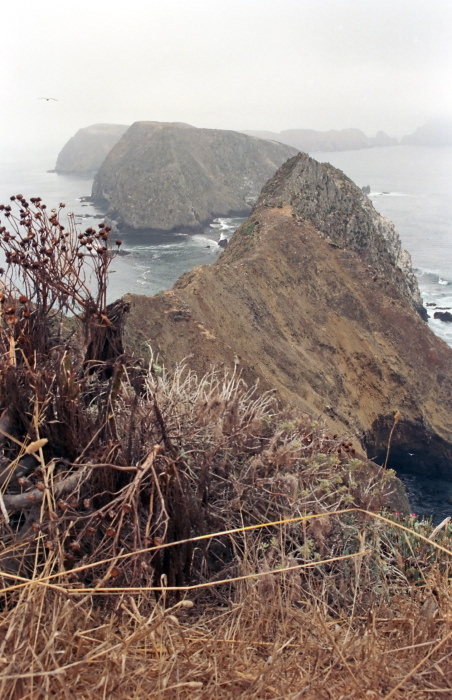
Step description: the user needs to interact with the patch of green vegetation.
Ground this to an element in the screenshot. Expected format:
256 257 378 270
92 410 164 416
242 222 256 236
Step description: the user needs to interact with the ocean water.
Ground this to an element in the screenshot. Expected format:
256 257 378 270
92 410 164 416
0 156 241 300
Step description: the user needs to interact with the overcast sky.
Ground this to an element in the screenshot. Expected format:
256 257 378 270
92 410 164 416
1 0 451 159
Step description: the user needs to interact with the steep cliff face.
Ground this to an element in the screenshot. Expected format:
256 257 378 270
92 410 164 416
256 155 424 316
55 124 129 173
91 122 298 233
122 152 452 478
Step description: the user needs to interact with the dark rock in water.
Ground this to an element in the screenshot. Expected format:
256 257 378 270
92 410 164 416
434 311 452 322
361 185 371 194
91 121 298 234
426 302 437 307
55 124 129 173
122 151 452 481
218 238 228 248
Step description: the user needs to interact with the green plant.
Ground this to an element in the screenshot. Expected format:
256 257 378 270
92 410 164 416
242 222 255 236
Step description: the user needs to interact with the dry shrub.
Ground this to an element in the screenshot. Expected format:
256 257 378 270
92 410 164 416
0 361 451 699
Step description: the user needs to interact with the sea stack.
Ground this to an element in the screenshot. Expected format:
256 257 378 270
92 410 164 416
91 122 298 233
55 124 129 173
122 152 452 478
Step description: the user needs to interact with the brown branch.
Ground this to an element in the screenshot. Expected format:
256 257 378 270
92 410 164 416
1 467 89 514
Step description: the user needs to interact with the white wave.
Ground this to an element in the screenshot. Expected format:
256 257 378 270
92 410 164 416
370 191 408 198
438 278 450 285
191 235 218 246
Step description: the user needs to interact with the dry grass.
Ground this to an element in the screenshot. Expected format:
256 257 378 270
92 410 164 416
0 510 451 699
1 360 451 699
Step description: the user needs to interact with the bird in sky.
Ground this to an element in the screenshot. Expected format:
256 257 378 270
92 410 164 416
38 97 58 102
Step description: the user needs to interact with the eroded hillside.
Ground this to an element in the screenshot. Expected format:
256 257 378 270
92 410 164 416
123 153 452 477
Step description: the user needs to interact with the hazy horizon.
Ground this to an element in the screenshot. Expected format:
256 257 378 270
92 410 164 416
2 0 451 161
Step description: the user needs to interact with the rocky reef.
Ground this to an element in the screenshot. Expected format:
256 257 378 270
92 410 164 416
55 123 129 173
122 152 452 479
91 122 297 233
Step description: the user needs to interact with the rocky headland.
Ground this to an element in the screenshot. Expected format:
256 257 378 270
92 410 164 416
122 152 452 479
55 123 129 173
91 122 297 233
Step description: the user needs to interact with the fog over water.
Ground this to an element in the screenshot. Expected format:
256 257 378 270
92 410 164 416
1 0 451 160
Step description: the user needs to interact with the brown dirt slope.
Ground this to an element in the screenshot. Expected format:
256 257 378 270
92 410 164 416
123 153 452 477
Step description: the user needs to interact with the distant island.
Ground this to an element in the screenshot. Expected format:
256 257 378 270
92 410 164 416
54 119 452 177
242 120 452 151
90 122 297 233
401 119 452 146
240 127 398 152
55 123 129 173
51 119 452 237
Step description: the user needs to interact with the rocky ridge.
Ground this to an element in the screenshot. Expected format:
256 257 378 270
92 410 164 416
91 122 297 233
122 152 452 478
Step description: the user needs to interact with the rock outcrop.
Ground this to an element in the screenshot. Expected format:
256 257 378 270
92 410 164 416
434 311 452 323
242 128 398 152
55 124 129 173
91 122 297 233
122 152 452 479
